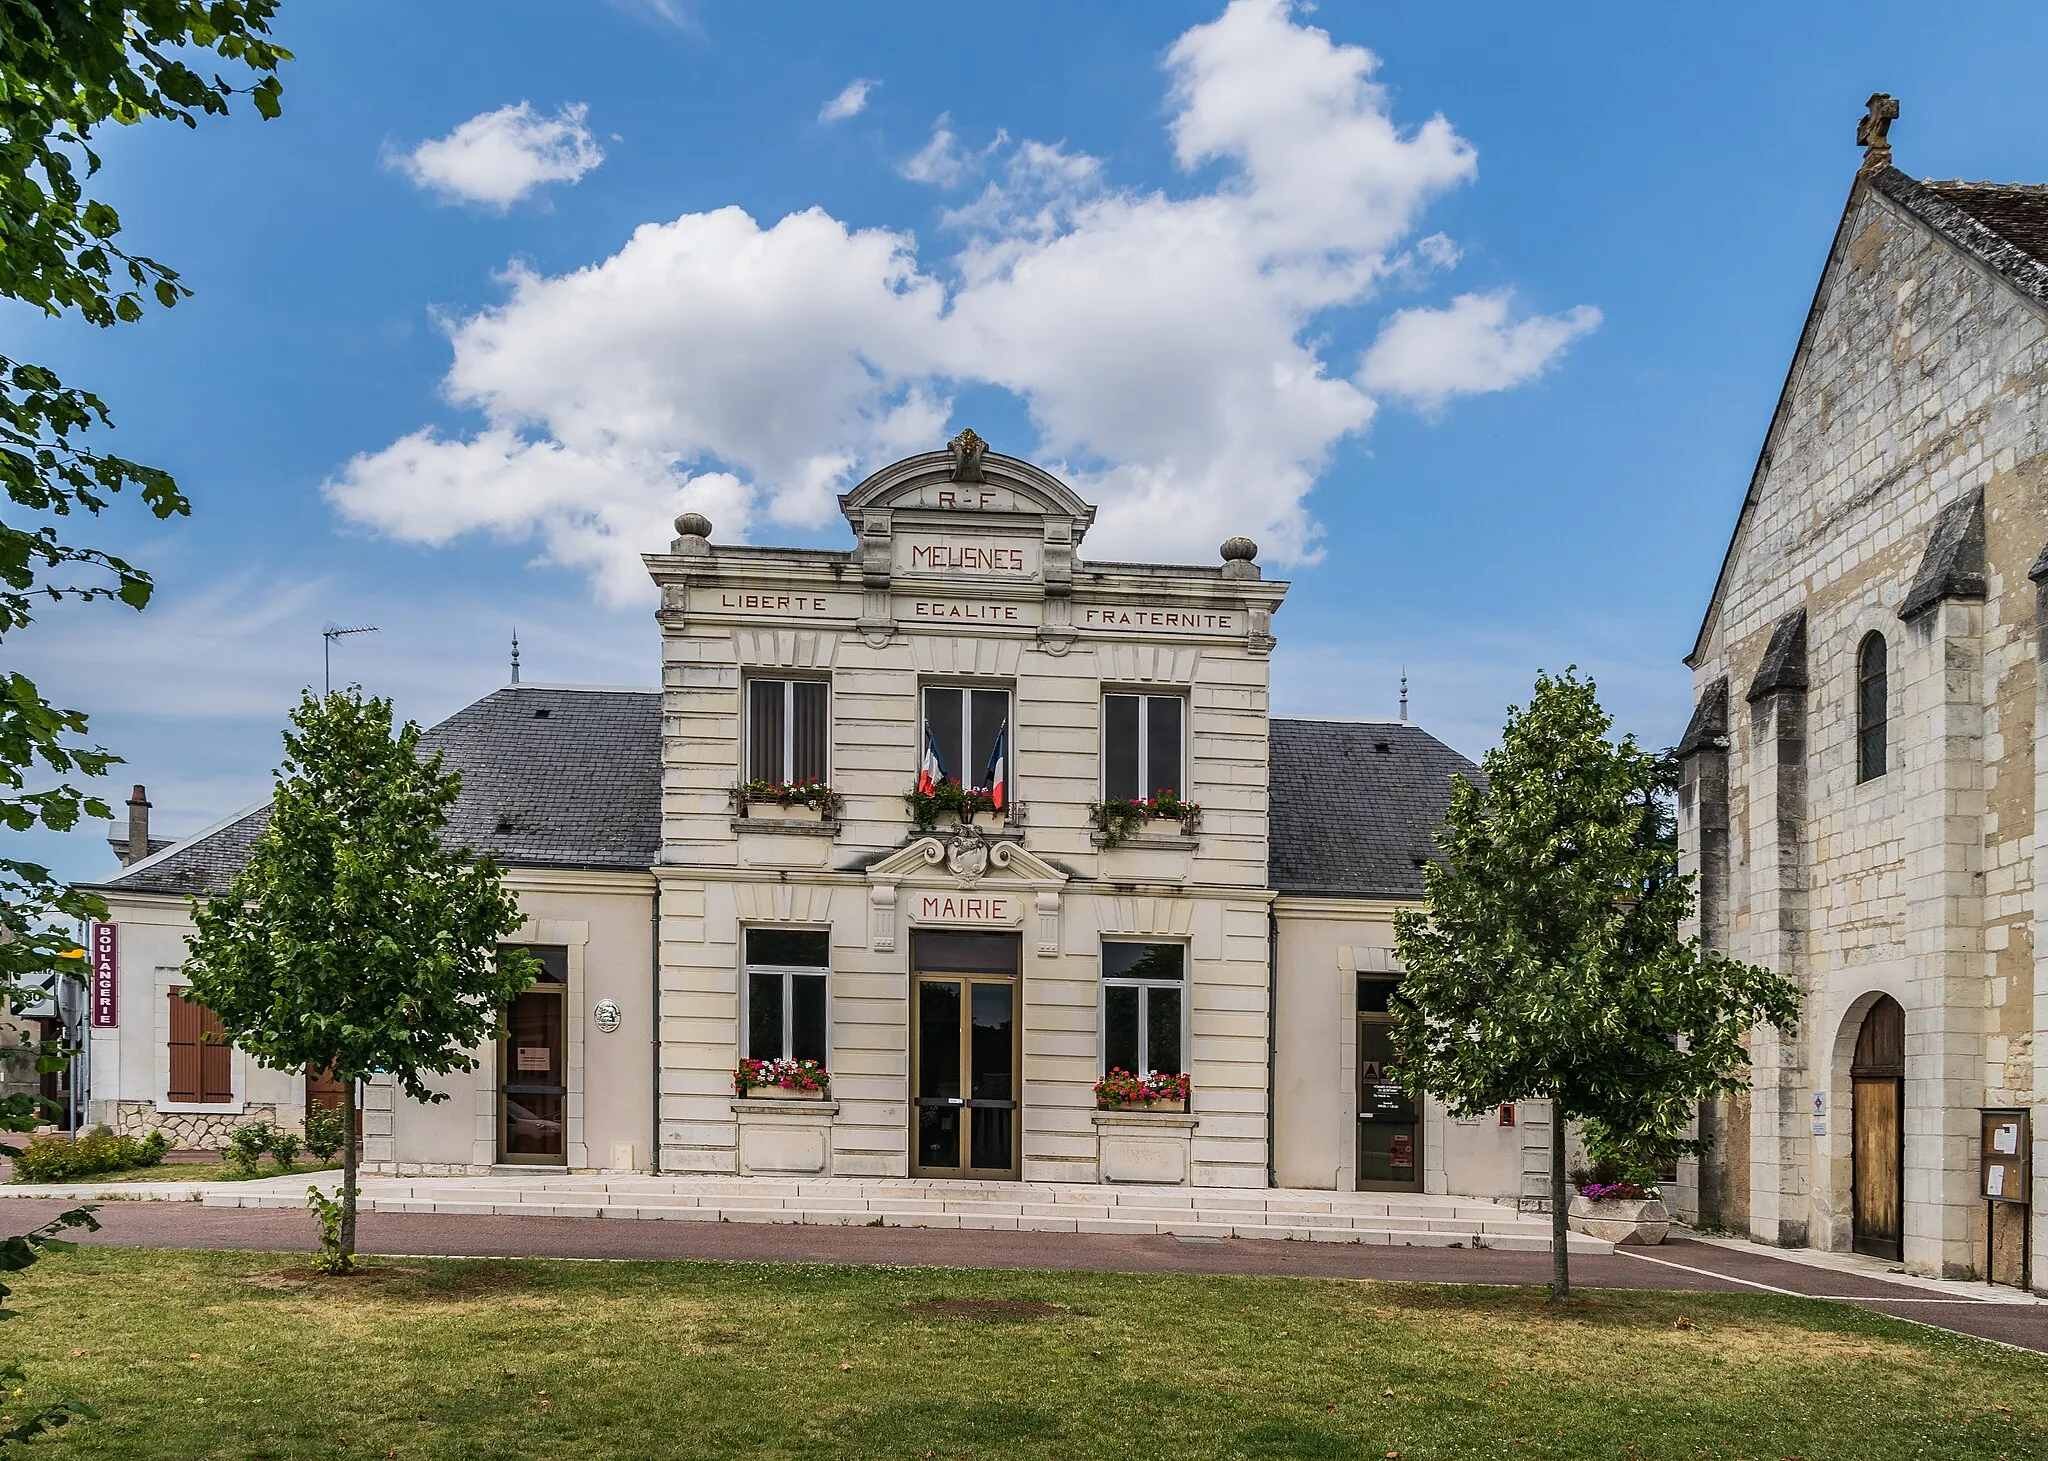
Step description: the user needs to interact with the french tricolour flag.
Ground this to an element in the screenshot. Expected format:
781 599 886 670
981 722 1007 811
919 725 945 795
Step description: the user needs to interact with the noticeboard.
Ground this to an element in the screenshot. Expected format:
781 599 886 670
1980 1108 2029 1204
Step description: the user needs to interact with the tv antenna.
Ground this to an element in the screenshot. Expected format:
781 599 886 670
322 622 379 696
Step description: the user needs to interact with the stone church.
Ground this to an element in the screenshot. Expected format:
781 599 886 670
1679 98 2048 1285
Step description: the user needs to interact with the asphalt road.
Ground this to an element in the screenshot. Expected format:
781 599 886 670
9 1198 2043 1354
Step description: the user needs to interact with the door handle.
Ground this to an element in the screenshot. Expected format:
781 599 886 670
949 1097 966 1105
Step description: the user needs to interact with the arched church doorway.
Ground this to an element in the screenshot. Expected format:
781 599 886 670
1850 995 1905 1261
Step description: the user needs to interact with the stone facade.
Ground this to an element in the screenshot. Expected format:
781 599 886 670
106 1099 283 1149
1681 161 2048 1281
646 445 1287 1186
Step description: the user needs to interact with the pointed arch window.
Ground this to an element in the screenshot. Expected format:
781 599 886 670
1856 632 1888 782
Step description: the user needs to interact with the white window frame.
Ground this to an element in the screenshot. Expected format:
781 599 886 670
744 678 831 785
739 928 831 1063
1099 941 1190 1077
1100 691 1188 801
919 683 1013 794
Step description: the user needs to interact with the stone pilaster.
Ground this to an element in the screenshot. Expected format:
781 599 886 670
1899 591 1987 1277
1677 678 1735 1226
2032 542 2048 1292
1744 609 1811 1246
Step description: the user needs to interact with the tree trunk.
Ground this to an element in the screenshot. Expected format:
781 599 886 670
1549 1105 1571 1303
340 1076 359 1262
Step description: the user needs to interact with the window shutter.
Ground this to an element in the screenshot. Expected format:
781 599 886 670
168 993 233 1104
198 1003 233 1103
167 992 201 1103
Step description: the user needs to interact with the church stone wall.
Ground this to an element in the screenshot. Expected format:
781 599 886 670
1686 174 2048 1278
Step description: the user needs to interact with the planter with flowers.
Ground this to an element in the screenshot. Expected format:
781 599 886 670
733 1058 830 1100
1092 1070 1197 1184
1089 793 1202 849
732 780 842 825
902 781 1003 833
1094 1069 1191 1113
1565 1167 1670 1246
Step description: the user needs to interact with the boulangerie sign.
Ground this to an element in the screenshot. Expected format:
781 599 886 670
88 921 117 1028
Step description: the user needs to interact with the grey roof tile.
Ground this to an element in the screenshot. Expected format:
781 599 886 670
92 686 662 896
96 690 1473 906
1267 719 1482 899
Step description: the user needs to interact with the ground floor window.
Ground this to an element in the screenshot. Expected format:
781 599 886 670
1102 941 1185 1076
744 928 829 1064
167 991 232 1104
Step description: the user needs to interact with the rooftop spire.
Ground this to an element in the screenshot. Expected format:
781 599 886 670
511 629 521 685
1399 670 1408 721
1857 92 1899 176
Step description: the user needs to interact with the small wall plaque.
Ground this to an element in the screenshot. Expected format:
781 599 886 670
592 998 622 1034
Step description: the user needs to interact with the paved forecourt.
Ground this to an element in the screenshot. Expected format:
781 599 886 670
0 1173 1609 1252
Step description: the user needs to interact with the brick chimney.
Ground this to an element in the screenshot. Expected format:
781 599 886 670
121 785 150 867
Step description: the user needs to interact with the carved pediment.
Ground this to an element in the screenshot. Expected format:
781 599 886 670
864 830 1069 889
840 443 1097 536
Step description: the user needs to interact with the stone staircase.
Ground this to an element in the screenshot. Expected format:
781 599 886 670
189 1173 1610 1251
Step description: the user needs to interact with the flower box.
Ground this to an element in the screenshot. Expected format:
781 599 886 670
1089 796 1202 848
733 1058 830 1100
1094 1069 1191 1111
731 781 842 821
741 1084 828 1101
1567 1193 1670 1246
741 801 824 824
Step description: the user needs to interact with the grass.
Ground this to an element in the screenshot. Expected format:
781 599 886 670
1 1247 2040 1459
7 1159 340 1186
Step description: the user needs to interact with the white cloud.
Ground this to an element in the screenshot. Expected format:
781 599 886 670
334 0 1598 598
394 102 605 209
899 113 979 187
1359 292 1602 412
820 79 876 123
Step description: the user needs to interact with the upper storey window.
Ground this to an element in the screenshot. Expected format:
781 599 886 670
1103 693 1184 800
1856 633 1887 783
747 679 829 785
921 686 1009 802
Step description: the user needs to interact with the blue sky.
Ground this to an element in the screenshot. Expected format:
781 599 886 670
16 0 2048 881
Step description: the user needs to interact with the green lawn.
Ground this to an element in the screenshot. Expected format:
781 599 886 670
2 1247 2039 1459
7 1160 340 1186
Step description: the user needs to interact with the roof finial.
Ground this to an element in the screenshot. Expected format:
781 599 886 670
510 629 521 685
1399 669 1408 721
947 427 987 483
1857 92 1899 177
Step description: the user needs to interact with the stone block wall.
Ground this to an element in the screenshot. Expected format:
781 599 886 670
1685 171 2048 1279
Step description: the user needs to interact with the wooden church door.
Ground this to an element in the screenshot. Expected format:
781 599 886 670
1850 995 1905 1261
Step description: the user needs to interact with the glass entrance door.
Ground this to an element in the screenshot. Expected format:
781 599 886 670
909 932 1020 1180
499 946 568 1165
1357 1016 1422 1191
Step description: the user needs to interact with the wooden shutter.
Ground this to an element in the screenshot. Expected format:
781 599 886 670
168 993 233 1104
167 993 200 1103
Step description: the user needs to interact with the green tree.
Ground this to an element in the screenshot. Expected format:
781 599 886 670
183 691 537 1271
1389 670 1799 1302
0 8 288 1439
0 1 290 1010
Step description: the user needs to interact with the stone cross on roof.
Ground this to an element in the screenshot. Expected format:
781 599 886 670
1857 92 1900 176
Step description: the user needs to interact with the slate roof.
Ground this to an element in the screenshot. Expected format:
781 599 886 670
1267 719 1481 899
92 685 663 896
96 689 1474 905
1922 181 2048 268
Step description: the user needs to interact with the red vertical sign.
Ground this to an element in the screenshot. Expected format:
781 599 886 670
88 921 117 1028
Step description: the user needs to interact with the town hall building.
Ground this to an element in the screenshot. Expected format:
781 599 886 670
82 434 1548 1202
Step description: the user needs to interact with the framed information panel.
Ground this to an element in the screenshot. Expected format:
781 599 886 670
1980 1108 2029 1204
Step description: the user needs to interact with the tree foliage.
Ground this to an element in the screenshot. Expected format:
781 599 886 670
1390 670 1799 1300
183 691 537 1269
0 1 289 1008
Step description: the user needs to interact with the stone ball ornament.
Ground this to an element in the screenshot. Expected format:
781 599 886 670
1219 536 1258 562
673 512 713 540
